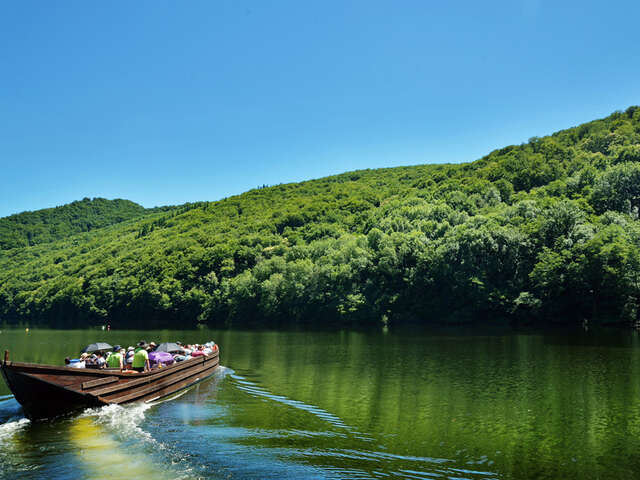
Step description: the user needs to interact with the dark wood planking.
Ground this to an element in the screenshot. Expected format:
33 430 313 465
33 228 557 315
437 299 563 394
0 349 221 420
102 358 217 402
86 354 218 396
102 358 219 404
82 376 119 390
136 364 219 404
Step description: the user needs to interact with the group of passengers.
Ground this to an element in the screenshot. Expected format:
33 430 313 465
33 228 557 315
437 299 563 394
64 340 217 373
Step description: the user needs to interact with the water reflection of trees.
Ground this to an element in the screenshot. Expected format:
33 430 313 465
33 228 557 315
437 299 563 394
218 329 640 479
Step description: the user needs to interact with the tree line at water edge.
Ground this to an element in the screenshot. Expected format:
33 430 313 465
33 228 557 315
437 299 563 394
2 107 640 328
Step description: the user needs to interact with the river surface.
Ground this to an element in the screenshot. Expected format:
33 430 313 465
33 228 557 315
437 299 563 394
1 327 640 479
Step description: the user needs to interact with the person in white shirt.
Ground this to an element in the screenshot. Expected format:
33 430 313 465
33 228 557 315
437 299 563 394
95 352 106 369
65 355 86 368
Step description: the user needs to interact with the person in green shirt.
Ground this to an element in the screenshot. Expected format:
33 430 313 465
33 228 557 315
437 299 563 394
134 341 147 353
132 346 150 372
107 348 125 370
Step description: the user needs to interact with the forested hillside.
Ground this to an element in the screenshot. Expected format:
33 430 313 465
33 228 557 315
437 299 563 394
0 198 149 250
2 107 640 328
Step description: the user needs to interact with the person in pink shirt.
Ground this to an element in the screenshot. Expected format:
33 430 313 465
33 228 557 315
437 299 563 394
191 345 208 357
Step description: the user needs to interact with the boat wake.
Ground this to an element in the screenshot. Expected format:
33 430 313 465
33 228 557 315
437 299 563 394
80 402 155 444
0 395 27 431
299 448 499 479
79 366 231 442
69 369 231 480
73 403 189 479
0 397 31 480
227 374 499 479
0 416 30 443
230 373 372 440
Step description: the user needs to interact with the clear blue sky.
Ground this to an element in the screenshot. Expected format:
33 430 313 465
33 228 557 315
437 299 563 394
1 0 639 217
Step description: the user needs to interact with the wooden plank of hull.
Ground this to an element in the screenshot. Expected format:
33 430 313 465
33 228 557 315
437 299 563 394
86 355 218 397
1 351 220 420
102 357 219 404
0 367 106 420
82 376 119 390
137 363 220 404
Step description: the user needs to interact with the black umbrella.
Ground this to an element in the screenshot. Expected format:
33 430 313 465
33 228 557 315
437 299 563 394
155 342 183 353
81 342 113 353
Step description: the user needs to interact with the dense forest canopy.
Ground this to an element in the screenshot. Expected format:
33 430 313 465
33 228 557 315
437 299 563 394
2 107 640 328
0 198 150 250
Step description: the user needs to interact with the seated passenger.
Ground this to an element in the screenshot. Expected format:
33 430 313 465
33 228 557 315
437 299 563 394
66 353 87 368
106 345 120 364
107 348 125 370
95 352 106 369
125 347 135 366
84 353 96 367
191 345 207 357
132 346 151 372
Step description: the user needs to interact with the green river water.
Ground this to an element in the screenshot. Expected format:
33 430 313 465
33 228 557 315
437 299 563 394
1 326 640 479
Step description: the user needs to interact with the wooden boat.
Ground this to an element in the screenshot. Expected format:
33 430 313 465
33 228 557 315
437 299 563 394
0 348 220 420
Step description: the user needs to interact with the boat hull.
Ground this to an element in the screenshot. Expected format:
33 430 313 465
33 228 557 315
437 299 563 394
1 350 220 420
1 366 104 419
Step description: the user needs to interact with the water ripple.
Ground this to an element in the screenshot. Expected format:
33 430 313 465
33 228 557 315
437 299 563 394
230 373 370 438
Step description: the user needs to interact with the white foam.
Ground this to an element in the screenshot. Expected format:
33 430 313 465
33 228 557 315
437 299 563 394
79 366 231 441
80 403 155 445
0 417 30 442
69 407 186 480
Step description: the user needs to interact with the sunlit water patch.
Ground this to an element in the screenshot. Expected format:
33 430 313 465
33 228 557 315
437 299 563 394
71 405 182 480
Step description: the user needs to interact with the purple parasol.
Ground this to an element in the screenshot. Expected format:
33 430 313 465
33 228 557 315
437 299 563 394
149 351 174 365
